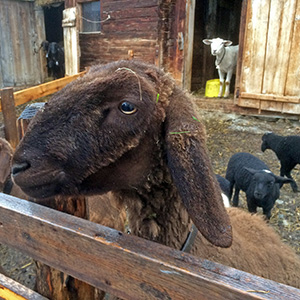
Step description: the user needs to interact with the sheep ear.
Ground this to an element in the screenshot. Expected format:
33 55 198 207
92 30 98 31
203 39 212 45
223 40 233 47
272 174 294 185
164 97 232 248
244 167 259 175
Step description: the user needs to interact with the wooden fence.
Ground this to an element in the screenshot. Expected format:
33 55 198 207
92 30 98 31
0 71 86 149
1 193 300 300
0 75 300 299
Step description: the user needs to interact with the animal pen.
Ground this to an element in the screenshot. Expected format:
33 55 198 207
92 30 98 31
0 75 300 300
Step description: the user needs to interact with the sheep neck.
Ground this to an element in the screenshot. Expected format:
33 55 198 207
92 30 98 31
113 164 193 250
216 47 226 65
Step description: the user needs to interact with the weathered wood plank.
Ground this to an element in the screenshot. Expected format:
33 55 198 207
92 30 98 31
262 0 297 95
102 0 158 11
240 92 300 103
102 6 158 20
240 0 270 93
285 2 300 96
0 194 299 300
238 98 260 109
282 102 300 114
103 19 158 33
79 35 157 67
0 71 86 111
0 88 19 149
0 273 48 300
63 7 80 76
234 0 248 104
260 100 283 113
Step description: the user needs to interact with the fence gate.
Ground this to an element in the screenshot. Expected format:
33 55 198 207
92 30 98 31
237 0 300 115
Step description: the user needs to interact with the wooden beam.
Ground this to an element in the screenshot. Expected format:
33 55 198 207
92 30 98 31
0 71 87 112
13 71 86 107
0 88 19 149
240 92 300 103
0 273 47 300
0 193 299 300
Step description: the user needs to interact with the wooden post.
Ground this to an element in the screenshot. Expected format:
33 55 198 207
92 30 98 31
0 88 19 149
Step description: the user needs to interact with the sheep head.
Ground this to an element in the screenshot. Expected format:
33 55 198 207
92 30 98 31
244 168 294 197
203 38 233 56
12 60 232 248
261 132 274 152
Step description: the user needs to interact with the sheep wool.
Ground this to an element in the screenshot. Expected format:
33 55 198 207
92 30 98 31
225 152 292 219
11 60 300 289
261 132 300 192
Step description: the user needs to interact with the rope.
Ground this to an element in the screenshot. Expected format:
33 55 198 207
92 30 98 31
216 47 226 65
80 14 111 24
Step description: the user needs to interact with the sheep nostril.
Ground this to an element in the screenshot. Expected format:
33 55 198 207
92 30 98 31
254 192 262 199
12 162 30 176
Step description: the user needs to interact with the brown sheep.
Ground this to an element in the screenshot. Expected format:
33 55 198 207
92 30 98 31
11 60 300 288
0 137 125 230
0 137 26 199
0 137 126 298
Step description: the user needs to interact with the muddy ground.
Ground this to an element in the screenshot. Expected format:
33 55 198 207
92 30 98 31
0 104 299 291
198 109 300 255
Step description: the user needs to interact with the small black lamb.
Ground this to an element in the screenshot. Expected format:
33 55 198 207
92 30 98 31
261 132 300 192
225 152 292 219
216 174 230 207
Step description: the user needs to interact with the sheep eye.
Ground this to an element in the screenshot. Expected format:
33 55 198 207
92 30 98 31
119 101 137 115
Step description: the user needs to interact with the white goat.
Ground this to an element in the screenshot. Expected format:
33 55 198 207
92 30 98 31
203 38 239 98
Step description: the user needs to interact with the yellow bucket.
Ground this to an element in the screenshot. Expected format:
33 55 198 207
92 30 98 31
205 79 223 97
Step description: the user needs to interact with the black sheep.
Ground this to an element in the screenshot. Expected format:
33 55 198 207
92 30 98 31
261 132 300 192
216 174 231 199
216 174 230 208
225 152 292 219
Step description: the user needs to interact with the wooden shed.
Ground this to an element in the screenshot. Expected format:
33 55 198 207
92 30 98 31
1 0 299 116
62 0 242 90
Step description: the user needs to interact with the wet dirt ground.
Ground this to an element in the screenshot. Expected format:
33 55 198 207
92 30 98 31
197 109 300 255
0 102 299 291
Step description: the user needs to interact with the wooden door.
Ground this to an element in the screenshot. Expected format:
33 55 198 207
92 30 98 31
163 0 195 91
182 0 196 91
0 0 45 88
237 0 300 114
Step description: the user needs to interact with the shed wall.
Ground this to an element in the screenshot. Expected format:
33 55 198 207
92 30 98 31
238 0 300 114
0 0 46 88
76 0 160 68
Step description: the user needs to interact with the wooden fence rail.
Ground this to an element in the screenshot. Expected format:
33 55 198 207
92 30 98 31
1 74 300 299
0 71 87 111
0 193 299 300
0 71 86 149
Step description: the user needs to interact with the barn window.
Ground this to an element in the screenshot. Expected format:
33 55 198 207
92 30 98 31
80 1 101 33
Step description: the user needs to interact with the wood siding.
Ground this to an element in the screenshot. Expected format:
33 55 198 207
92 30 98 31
78 0 160 68
0 0 46 88
65 0 188 87
238 0 300 114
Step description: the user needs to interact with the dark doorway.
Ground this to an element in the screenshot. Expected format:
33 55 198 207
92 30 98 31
43 2 64 43
191 0 242 92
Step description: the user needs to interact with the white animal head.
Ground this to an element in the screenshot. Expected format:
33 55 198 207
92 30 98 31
203 38 233 56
